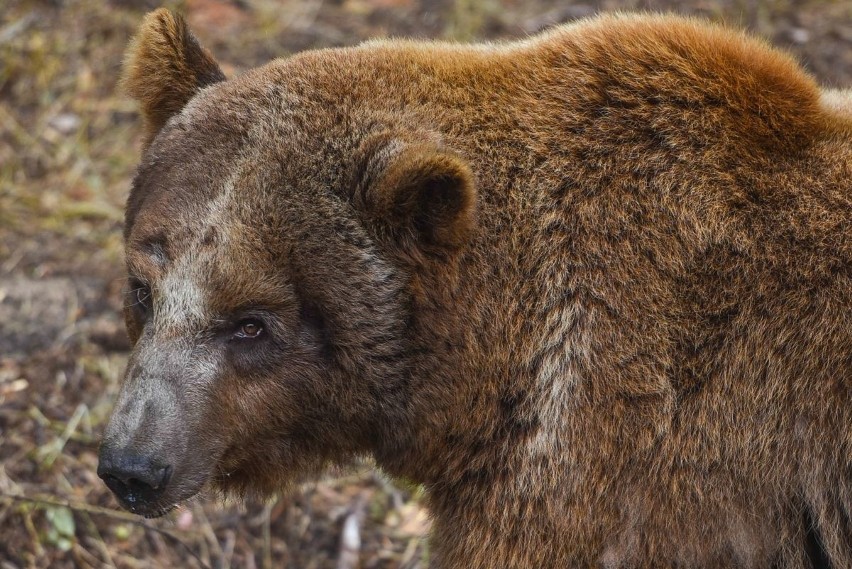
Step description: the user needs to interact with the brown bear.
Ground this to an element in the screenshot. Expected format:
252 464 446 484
98 8 852 568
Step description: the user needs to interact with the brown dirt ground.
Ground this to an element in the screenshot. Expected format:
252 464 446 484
0 0 850 567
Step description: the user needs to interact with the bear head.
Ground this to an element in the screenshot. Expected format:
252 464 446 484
98 8 476 517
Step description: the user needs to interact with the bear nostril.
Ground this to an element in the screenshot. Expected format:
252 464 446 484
100 473 126 491
143 465 171 490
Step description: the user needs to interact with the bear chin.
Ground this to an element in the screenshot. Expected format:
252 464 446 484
209 459 303 503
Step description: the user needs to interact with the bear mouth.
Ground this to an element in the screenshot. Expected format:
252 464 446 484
106 475 207 519
140 503 179 519
118 488 202 519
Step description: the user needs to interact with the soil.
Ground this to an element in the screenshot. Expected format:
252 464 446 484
1 0 850 567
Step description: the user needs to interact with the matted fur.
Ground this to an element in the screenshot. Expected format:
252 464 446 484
104 9 852 568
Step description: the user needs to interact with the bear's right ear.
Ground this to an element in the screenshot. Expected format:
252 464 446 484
354 136 477 257
121 8 225 146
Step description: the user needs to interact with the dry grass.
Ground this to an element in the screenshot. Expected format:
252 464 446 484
0 0 849 567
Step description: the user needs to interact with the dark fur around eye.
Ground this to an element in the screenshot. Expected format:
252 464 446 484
225 314 286 374
128 278 152 318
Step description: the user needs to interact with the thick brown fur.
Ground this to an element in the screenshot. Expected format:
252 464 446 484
103 10 852 568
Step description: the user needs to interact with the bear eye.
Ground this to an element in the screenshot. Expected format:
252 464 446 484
129 280 152 315
233 318 264 340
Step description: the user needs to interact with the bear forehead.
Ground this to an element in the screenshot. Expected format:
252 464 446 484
127 163 276 266
127 118 291 247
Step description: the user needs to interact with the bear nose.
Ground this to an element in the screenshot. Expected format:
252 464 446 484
97 449 172 509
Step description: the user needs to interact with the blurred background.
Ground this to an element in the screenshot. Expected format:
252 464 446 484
0 0 850 567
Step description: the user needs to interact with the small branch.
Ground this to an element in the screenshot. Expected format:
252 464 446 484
261 502 273 569
0 492 211 569
336 491 369 569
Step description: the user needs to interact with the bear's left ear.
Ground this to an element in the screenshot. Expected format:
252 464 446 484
121 8 225 146
355 140 477 255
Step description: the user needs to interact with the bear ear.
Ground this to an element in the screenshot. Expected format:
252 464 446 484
356 141 477 255
121 8 225 145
